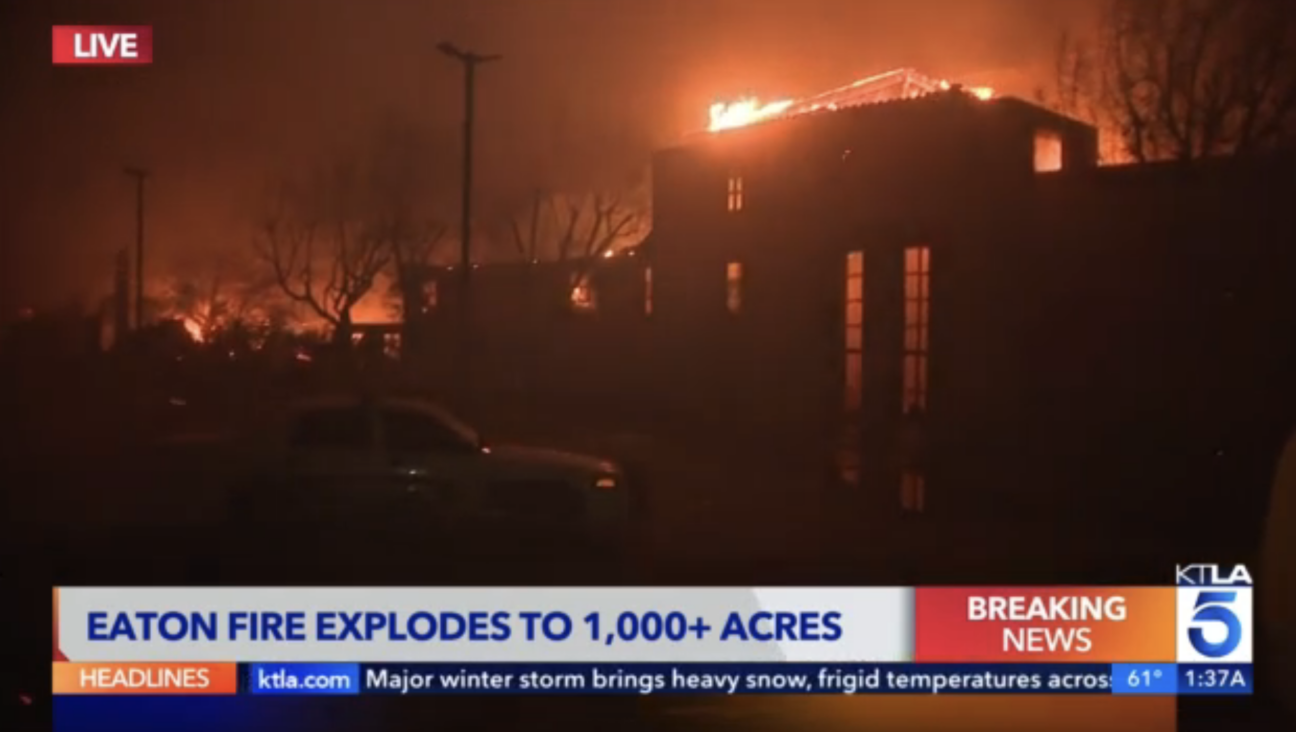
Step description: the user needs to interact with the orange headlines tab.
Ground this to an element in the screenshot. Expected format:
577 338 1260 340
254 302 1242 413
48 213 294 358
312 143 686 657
52 663 238 695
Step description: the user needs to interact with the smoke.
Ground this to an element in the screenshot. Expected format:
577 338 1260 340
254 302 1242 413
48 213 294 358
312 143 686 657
2 0 1102 312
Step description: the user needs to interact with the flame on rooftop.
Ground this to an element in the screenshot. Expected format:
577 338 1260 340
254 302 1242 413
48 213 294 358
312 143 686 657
707 68 995 132
709 98 796 132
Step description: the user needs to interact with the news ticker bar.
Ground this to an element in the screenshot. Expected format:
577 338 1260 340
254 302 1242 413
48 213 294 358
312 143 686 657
52 662 1253 696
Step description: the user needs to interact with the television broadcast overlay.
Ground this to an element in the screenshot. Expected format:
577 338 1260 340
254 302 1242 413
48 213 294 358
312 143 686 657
51 570 1253 697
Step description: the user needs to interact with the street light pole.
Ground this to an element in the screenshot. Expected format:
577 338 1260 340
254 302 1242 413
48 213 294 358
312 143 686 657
437 42 500 285
438 41 500 396
124 167 149 330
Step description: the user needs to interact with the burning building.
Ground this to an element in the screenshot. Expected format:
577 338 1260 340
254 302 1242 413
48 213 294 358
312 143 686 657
414 68 1295 532
652 70 1097 504
644 68 1294 527
706 68 997 132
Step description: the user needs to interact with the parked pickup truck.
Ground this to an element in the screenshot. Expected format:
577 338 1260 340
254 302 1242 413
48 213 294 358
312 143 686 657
161 393 633 561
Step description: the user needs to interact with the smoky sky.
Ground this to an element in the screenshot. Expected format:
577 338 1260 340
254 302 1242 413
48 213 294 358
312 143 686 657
0 0 1101 312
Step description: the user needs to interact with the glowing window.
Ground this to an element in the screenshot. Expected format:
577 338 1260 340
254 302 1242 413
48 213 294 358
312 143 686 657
902 246 930 413
644 266 653 315
901 470 925 512
726 262 742 313
838 424 862 486
383 333 401 359
900 245 930 512
1034 129 1063 172
421 279 438 313
570 273 596 312
726 175 744 212
844 251 864 412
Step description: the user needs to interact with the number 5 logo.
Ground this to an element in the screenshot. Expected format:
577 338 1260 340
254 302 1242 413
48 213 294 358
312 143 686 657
1188 591 1242 658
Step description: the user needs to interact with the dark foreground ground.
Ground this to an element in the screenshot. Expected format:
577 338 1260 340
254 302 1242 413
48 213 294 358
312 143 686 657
4 408 1289 732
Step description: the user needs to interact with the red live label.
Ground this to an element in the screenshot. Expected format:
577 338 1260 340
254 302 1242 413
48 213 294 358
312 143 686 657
52 26 153 65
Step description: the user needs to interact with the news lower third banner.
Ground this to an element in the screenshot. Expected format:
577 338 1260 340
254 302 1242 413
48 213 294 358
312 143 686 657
51 577 1255 696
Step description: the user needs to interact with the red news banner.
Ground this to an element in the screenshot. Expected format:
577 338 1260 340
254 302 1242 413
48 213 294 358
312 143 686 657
52 26 153 65
914 587 1177 662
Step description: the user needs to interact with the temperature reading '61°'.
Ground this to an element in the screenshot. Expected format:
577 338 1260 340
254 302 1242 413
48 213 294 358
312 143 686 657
1127 669 1164 687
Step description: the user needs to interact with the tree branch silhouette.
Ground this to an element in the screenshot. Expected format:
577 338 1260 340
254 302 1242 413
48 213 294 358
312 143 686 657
1042 0 1296 162
254 163 390 344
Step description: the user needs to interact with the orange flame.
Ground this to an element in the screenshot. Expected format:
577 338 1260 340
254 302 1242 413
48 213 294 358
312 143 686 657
707 70 995 132
181 318 204 342
708 98 794 132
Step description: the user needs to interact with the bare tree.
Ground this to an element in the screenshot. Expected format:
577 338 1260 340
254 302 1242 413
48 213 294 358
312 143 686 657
366 123 449 321
386 221 447 320
506 190 642 261
500 186 648 312
253 163 390 345
503 187 553 263
561 191 646 262
1043 0 1296 162
167 272 228 340
163 256 288 341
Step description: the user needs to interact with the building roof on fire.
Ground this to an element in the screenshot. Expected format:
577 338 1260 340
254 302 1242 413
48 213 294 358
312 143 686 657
676 67 1089 153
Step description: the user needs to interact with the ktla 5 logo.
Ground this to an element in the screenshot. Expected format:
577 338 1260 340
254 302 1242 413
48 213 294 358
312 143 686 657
52 26 152 65
1175 564 1253 663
